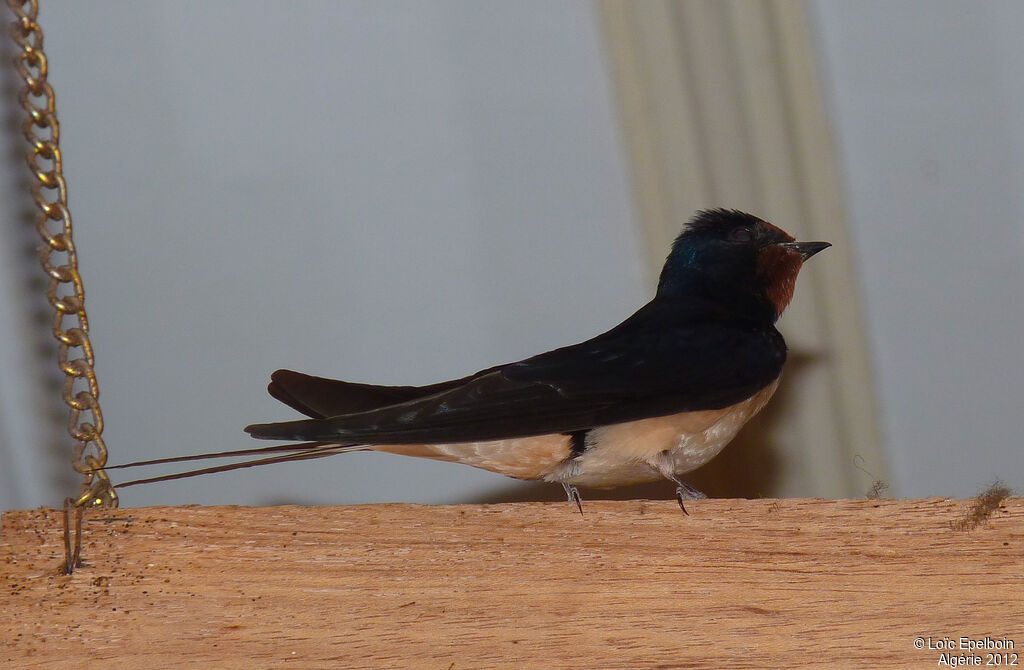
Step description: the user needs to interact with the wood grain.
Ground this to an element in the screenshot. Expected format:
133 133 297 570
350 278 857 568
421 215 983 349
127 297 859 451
2 499 1022 669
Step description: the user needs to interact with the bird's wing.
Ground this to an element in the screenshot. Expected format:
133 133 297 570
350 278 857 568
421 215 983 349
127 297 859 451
245 321 786 444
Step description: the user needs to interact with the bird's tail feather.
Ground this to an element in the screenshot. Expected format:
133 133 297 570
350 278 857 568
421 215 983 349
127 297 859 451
98 441 366 489
267 368 472 418
98 365 478 491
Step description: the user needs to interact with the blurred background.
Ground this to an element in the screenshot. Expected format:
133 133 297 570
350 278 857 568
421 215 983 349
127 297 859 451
2 0 1021 510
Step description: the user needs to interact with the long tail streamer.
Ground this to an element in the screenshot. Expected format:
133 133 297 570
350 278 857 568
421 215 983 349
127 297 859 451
95 442 367 489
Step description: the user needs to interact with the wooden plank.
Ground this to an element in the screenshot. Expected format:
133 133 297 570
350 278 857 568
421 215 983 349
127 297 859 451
2 498 1022 669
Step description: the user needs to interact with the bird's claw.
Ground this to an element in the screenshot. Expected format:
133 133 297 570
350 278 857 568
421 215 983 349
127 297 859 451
562 483 584 516
674 481 707 515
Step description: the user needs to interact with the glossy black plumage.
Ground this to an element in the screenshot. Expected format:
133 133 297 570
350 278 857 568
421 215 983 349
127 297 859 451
101 209 827 502
245 209 821 450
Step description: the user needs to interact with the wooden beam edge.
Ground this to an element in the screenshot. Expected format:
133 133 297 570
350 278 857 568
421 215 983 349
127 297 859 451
3 498 1021 669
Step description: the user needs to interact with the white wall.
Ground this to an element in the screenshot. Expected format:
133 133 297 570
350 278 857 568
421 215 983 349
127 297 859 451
810 0 1024 498
8 1 1024 510
0 1 645 508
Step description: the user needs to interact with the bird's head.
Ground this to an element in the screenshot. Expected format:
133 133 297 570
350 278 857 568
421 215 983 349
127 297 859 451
657 209 830 320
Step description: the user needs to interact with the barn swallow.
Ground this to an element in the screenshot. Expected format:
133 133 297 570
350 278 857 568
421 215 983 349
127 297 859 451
241 209 829 512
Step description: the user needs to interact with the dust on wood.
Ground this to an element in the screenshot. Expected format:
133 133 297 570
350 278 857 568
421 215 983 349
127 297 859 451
2 498 1022 669
950 482 1013 531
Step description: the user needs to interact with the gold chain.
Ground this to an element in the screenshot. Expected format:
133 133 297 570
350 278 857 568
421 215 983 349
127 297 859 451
8 0 116 508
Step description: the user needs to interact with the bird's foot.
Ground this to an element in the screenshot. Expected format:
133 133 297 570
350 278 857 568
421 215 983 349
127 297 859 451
674 481 707 515
652 452 707 515
562 482 584 516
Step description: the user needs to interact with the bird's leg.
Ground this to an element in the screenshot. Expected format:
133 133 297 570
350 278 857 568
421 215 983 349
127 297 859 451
562 482 584 516
671 477 708 515
652 451 706 515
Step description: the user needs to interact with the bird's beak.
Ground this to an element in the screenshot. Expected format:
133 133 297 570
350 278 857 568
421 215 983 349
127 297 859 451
776 240 831 260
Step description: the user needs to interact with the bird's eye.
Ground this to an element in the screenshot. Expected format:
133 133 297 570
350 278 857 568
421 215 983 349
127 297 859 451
730 227 753 243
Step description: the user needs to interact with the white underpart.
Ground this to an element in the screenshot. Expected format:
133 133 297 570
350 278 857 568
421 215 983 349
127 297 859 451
550 377 780 488
373 377 779 488
373 434 571 481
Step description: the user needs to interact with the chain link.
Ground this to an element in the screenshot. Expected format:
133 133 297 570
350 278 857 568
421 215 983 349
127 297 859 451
7 0 117 508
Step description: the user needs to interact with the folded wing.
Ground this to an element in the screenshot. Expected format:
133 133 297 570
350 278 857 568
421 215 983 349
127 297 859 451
245 318 786 445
